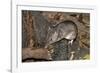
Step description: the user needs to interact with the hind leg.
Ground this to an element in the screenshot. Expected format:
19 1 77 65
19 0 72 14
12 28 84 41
67 40 73 60
68 40 73 45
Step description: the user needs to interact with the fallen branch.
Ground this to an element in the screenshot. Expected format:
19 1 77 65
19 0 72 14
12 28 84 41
22 47 52 61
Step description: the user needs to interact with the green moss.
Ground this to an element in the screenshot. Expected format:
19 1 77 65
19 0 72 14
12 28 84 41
83 54 90 60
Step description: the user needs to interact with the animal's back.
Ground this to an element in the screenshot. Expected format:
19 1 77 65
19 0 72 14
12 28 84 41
56 20 78 41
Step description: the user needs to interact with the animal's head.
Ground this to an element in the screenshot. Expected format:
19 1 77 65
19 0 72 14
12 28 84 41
45 30 58 48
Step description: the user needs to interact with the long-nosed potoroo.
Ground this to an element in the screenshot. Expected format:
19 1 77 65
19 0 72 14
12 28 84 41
45 20 78 48
45 20 78 59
